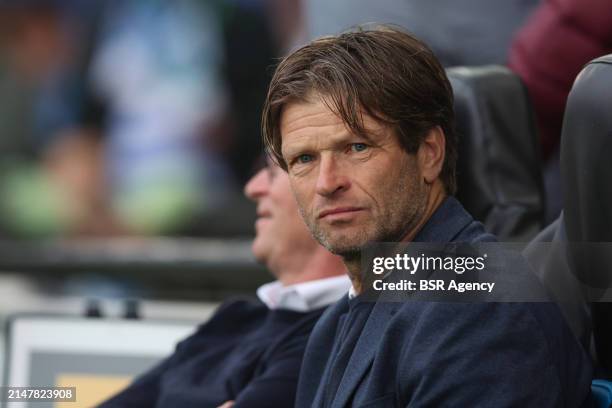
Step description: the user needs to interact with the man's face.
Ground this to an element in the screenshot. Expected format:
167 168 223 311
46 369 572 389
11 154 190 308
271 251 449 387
245 161 320 272
280 95 430 256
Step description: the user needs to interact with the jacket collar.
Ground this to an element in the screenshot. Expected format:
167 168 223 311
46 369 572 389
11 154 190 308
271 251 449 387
414 196 474 243
331 196 474 407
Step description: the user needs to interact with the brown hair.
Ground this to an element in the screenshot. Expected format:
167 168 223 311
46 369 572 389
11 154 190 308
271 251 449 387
262 26 457 194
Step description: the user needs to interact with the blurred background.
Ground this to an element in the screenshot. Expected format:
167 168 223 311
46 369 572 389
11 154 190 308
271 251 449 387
0 3 297 384
0 0 293 310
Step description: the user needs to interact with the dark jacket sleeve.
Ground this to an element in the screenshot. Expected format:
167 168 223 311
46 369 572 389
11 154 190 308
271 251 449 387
232 324 315 407
95 319 210 407
97 354 175 407
508 0 612 158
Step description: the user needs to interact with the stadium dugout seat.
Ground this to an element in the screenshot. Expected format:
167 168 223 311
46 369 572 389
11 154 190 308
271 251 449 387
592 379 612 408
448 66 545 242
522 216 592 347
559 54 612 375
524 54 612 377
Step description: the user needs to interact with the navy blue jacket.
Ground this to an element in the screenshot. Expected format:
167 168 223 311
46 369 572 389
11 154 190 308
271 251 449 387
296 197 593 407
100 299 324 407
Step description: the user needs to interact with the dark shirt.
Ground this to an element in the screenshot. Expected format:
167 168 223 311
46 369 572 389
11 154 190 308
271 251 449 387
297 197 593 407
100 299 324 408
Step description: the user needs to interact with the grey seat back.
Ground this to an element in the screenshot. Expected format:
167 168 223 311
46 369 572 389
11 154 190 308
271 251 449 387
560 54 612 373
448 66 544 241
523 216 591 347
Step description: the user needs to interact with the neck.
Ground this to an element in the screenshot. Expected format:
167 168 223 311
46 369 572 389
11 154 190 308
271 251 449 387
275 247 346 286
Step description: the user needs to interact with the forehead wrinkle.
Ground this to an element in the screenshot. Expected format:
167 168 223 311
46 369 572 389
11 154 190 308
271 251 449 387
282 127 353 159
282 110 351 154
281 105 345 134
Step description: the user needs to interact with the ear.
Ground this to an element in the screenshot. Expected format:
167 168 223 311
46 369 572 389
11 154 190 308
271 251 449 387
417 126 445 184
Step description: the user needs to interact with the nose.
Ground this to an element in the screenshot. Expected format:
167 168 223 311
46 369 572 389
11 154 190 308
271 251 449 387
315 154 350 197
244 168 269 201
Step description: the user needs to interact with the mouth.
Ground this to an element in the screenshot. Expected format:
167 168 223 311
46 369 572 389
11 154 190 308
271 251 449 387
256 209 272 219
318 207 365 220
255 210 272 227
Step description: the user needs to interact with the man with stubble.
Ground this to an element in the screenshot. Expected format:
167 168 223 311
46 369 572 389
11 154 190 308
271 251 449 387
262 27 593 406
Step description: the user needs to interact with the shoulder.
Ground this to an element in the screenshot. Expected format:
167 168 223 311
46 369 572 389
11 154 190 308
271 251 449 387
386 301 592 405
179 297 267 346
454 218 496 243
447 198 496 243
389 301 587 359
419 197 496 243
206 297 267 323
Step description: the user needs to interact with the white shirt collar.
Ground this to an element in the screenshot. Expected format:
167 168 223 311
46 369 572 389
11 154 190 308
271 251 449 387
348 285 358 299
256 275 351 312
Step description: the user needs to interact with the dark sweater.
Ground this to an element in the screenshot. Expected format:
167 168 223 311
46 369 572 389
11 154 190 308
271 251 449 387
100 299 324 408
297 197 593 407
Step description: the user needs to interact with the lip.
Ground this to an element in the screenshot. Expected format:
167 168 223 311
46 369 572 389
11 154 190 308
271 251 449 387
256 208 272 218
255 208 272 227
255 216 271 230
318 207 365 219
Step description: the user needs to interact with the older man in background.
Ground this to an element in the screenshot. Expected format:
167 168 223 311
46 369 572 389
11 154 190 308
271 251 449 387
99 160 349 407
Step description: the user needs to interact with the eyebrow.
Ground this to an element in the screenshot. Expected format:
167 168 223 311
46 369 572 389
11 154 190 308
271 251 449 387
355 130 377 145
281 121 387 160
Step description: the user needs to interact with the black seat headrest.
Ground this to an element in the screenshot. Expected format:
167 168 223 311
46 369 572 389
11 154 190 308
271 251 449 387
562 55 612 245
561 54 612 290
560 54 612 373
448 66 544 241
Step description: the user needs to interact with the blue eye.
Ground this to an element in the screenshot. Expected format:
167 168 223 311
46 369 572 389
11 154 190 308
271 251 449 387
351 143 368 152
298 154 313 163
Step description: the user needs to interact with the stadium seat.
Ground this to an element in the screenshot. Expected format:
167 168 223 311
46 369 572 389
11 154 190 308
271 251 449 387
591 379 612 408
524 54 612 372
448 66 545 242
522 216 591 347
559 54 612 374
